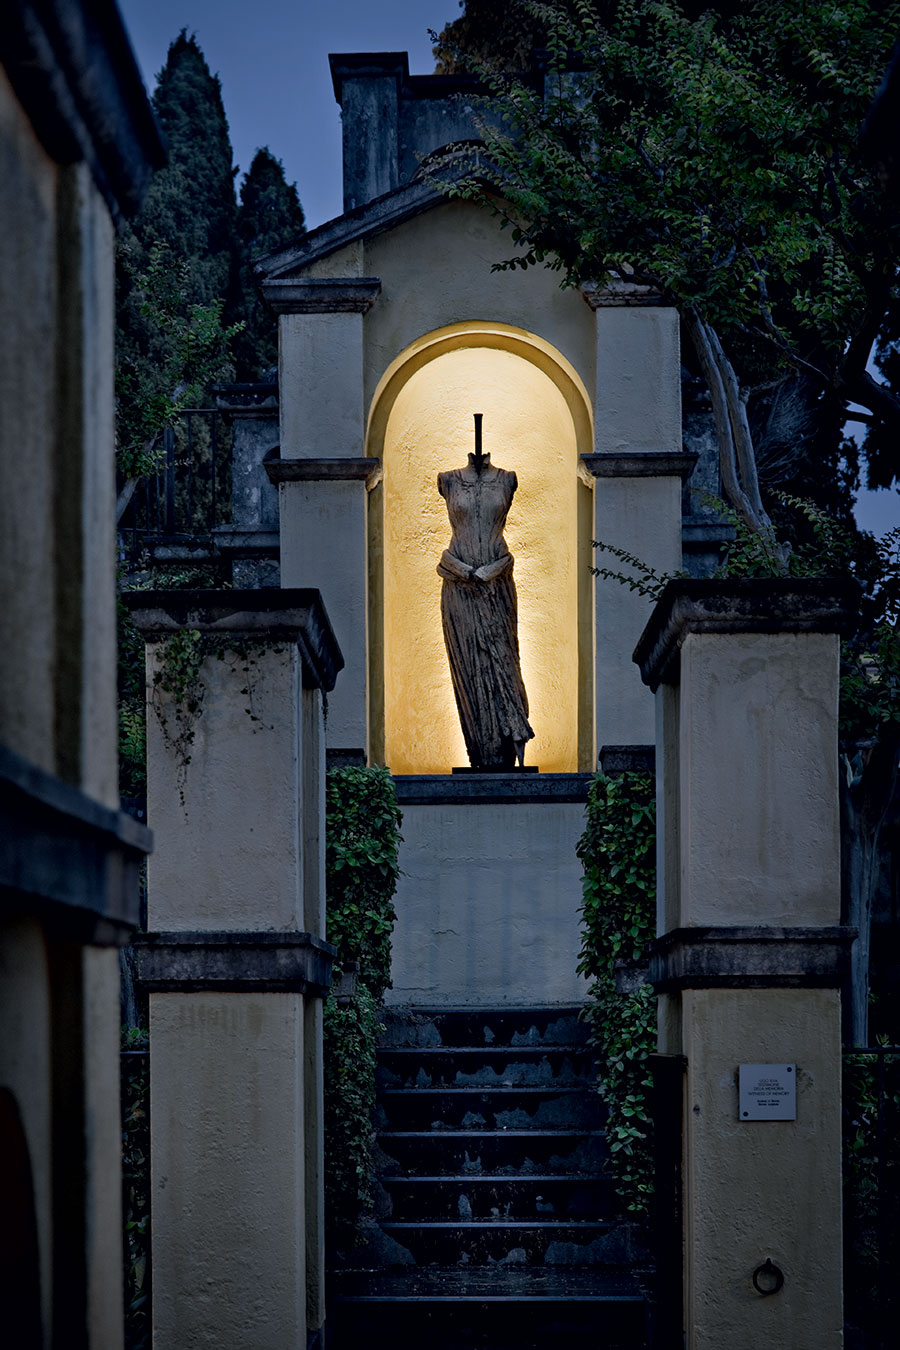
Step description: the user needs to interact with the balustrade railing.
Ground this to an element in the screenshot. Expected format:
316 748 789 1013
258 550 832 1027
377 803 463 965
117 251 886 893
118 409 232 561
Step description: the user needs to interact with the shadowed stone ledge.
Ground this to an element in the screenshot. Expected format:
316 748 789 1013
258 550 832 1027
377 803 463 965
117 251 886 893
134 930 337 998
648 925 857 992
634 577 860 692
123 588 344 692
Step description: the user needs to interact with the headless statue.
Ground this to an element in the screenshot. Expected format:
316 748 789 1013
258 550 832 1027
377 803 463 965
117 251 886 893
437 415 534 770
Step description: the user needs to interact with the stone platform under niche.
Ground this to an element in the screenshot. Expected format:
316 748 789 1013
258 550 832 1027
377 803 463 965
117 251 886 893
387 774 593 1007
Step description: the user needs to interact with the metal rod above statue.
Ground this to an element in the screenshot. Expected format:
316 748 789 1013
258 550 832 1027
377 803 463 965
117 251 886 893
436 416 535 771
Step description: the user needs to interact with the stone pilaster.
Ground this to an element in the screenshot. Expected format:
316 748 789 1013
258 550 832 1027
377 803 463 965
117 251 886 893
580 285 689 754
261 280 381 762
583 452 693 751
634 578 858 1350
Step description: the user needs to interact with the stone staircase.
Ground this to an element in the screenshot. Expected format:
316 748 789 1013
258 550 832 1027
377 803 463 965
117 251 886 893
327 1006 652 1349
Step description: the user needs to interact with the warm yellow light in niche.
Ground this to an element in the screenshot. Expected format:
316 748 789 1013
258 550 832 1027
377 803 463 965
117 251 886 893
382 345 579 774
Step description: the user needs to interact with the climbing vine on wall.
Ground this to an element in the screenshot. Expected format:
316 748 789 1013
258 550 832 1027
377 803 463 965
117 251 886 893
577 771 657 1214
323 766 402 1249
149 631 279 803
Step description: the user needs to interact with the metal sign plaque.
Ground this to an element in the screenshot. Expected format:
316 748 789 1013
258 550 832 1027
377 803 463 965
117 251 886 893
739 1064 796 1121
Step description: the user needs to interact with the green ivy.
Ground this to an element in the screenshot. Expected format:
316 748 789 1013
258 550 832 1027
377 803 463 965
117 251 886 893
325 766 402 1003
121 1026 150 1350
577 771 657 1214
323 988 381 1251
323 766 402 1249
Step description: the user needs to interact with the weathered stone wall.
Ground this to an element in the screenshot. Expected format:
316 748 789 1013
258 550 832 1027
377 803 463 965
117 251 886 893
387 777 591 1006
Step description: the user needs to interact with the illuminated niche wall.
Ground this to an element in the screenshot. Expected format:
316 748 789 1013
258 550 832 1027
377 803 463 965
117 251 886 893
380 344 581 775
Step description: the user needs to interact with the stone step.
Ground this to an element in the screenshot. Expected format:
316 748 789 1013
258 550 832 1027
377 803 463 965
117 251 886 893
379 1005 589 1050
376 1219 638 1267
380 1174 619 1221
375 1128 609 1177
328 1267 648 1350
376 1085 604 1132
377 1045 594 1089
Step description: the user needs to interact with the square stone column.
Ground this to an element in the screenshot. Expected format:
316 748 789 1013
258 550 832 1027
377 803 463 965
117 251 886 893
262 281 382 763
634 579 858 1350
580 289 691 755
583 452 694 751
125 591 342 1350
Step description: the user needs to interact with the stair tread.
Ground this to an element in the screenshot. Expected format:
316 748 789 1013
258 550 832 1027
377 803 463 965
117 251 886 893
383 1173 611 1183
379 1046 589 1056
379 1127 605 1134
329 1266 645 1302
382 1220 615 1229
380 1085 590 1094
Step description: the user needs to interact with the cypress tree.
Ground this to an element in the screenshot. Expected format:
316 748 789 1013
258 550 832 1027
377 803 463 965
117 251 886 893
139 29 240 310
235 148 307 378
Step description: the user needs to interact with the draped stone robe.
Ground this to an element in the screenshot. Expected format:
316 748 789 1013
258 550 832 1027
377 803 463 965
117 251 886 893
437 456 534 769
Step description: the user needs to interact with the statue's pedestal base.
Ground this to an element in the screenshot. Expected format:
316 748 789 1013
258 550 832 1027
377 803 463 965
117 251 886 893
451 765 539 774
387 773 590 1007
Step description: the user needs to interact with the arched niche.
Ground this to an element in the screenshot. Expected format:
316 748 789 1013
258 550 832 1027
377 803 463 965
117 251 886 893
367 323 595 774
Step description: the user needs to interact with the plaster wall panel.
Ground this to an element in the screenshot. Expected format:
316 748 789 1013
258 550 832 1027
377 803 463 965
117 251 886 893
386 799 588 1006
678 631 841 925
73 167 118 808
362 200 596 416
682 987 843 1349
304 997 325 1336
593 307 682 453
146 644 303 931
0 69 58 777
593 475 683 749
0 918 53 1340
150 992 306 1350
83 946 126 1347
279 311 364 459
656 682 681 936
280 481 368 754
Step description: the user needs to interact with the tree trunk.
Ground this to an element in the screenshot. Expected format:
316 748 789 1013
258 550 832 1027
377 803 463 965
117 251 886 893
841 727 900 1046
684 309 789 569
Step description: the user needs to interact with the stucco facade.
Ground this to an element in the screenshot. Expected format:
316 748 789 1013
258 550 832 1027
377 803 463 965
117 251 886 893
0 3 162 1344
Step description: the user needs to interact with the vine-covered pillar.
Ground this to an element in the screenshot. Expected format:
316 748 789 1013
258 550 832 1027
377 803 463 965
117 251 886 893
634 578 857 1350
261 277 382 765
579 286 692 759
125 590 343 1350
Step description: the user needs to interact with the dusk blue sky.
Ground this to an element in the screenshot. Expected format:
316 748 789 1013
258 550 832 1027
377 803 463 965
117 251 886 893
117 0 898 534
118 0 449 228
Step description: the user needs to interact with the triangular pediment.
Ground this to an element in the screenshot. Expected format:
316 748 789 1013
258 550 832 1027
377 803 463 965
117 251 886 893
253 167 502 283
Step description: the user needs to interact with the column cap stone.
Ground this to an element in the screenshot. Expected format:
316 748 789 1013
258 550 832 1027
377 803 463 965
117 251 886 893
581 452 697 481
123 589 344 692
260 277 381 314
634 577 860 692
134 930 337 998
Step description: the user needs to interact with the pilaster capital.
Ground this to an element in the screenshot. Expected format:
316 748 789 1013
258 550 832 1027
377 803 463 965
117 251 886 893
261 277 381 314
581 452 696 481
265 455 381 488
580 279 667 308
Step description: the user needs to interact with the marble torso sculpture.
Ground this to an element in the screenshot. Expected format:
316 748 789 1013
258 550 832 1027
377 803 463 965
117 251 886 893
437 448 534 769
